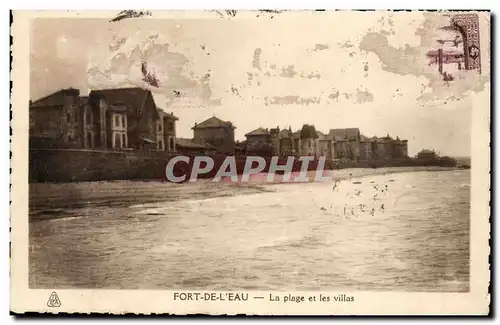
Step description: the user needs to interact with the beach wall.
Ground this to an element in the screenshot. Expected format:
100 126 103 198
28 149 332 183
29 149 453 183
29 149 170 182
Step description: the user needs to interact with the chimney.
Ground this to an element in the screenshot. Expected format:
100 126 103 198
63 88 80 97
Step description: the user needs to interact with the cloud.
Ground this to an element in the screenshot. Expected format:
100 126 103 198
359 13 490 103
355 90 374 104
328 90 340 101
86 31 213 102
312 44 329 51
280 65 297 78
265 96 321 106
337 40 355 48
252 48 263 70
301 72 321 80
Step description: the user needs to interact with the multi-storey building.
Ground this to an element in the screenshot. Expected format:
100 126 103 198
192 116 236 154
29 88 85 149
29 87 178 153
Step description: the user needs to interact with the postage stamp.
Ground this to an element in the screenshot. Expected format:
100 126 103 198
11 10 490 315
427 13 482 82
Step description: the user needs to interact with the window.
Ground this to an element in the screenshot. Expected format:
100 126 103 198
114 115 120 128
85 109 93 126
112 131 127 149
114 133 121 148
157 139 164 150
121 133 127 148
169 138 175 151
85 132 93 148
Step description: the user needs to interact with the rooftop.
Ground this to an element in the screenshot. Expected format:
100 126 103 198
30 88 80 108
245 127 269 137
89 87 159 119
176 138 215 150
192 116 235 130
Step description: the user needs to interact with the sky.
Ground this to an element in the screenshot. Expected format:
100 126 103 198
29 11 490 157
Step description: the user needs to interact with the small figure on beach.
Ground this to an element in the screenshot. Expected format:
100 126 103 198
381 203 385 211
349 173 352 182
332 180 340 192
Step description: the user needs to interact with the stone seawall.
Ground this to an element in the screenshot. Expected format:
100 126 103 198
30 149 449 183
29 149 171 182
28 150 330 183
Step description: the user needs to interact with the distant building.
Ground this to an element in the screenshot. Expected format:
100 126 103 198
297 124 319 156
316 130 334 160
29 88 85 149
359 135 375 161
235 140 247 155
234 123 409 162
88 87 159 151
176 138 216 155
192 116 236 154
157 109 178 152
393 136 409 159
244 127 273 156
269 127 281 156
417 149 437 160
369 134 408 161
276 127 294 156
329 128 361 160
372 135 393 161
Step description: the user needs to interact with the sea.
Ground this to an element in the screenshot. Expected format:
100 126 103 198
29 167 470 292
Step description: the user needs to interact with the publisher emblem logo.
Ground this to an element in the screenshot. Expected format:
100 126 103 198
47 291 61 307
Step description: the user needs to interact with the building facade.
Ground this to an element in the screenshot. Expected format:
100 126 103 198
157 109 178 152
238 124 409 162
29 87 178 153
175 138 216 155
276 128 294 156
329 128 361 161
244 127 273 156
192 116 236 154
29 88 86 149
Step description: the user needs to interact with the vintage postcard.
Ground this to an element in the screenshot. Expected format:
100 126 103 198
11 10 490 315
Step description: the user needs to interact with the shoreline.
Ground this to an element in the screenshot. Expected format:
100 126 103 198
326 166 461 182
29 166 466 212
216 166 463 186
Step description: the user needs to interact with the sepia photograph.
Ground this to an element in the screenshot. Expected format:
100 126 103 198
11 9 490 315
